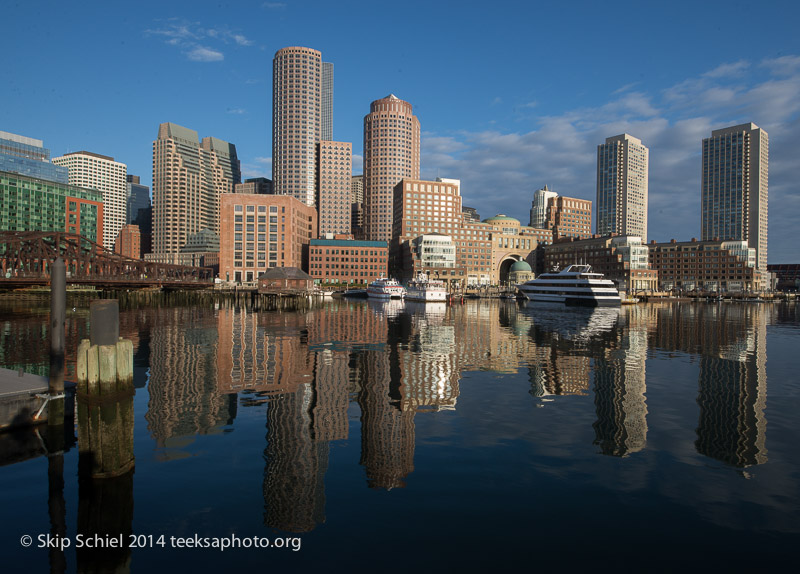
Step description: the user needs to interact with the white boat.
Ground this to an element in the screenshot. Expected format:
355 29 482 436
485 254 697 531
405 273 448 302
517 264 621 307
367 277 406 299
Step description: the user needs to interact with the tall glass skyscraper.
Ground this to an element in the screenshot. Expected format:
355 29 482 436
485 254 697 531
701 123 768 272
596 134 649 241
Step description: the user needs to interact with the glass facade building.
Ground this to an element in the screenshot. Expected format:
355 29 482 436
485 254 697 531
0 130 68 184
1 170 104 244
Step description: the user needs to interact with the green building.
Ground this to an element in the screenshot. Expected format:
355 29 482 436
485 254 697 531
1 170 104 244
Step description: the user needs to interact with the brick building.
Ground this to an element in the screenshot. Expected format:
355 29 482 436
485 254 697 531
219 194 316 283
308 236 388 285
649 238 761 293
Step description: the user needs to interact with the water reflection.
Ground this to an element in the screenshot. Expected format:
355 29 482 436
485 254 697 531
0 297 780 543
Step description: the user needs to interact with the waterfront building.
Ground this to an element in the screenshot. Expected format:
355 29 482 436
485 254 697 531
545 195 593 240
273 46 331 205
125 174 151 224
52 151 127 251
544 234 658 293
597 134 649 241
0 169 103 244
482 214 552 285
219 193 317 283
114 224 141 259
391 178 492 285
530 185 557 229
0 130 68 184
179 228 220 272
317 141 352 236
234 177 272 195
150 122 240 264
702 123 769 273
364 94 420 242
648 238 761 292
308 236 388 285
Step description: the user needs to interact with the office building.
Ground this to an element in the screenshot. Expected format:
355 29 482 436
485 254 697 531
351 175 364 238
530 185 557 229
114 224 141 259
150 122 240 264
364 94 420 242
545 195 593 239
126 174 151 224
219 193 317 283
0 170 103 244
649 238 761 292
308 236 388 284
462 206 481 223
701 123 769 272
597 134 649 241
273 47 332 205
52 151 127 252
390 178 492 284
234 177 272 195
317 141 352 236
321 62 334 142
0 130 68 184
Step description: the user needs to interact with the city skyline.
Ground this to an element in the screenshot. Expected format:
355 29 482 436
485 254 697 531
2 1 799 261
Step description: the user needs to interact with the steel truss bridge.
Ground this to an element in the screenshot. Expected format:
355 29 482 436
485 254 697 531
0 231 213 289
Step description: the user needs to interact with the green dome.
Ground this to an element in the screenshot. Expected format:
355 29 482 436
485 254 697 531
510 260 532 272
483 214 520 224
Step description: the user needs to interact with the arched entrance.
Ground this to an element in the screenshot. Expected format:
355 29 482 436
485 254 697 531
498 256 522 286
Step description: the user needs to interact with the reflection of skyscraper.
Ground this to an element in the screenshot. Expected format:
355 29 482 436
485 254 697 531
592 313 648 457
311 349 350 442
264 384 329 532
145 308 237 448
695 307 767 467
357 350 415 489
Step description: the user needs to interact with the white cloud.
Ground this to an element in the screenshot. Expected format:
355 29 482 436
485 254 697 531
262 2 287 8
421 57 800 261
145 20 252 62
226 107 247 115
187 46 223 62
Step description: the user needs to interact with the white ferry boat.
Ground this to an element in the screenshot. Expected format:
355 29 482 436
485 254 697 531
517 264 621 307
405 273 448 302
366 277 406 299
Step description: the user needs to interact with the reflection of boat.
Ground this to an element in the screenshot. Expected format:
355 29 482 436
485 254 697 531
367 278 406 299
367 298 405 317
518 264 621 307
520 303 621 342
405 273 448 302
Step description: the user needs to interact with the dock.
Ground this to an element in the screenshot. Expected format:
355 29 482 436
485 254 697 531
0 367 50 431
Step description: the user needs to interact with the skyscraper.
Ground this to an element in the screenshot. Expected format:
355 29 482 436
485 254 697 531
272 47 333 205
529 185 557 229
126 174 151 225
596 134 649 241
363 94 420 242
701 123 769 272
52 151 128 251
151 122 240 263
317 141 352 236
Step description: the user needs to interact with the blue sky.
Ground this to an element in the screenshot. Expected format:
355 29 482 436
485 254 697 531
3 0 799 262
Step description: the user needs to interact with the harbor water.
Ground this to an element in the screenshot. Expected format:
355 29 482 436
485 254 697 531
1 297 798 571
